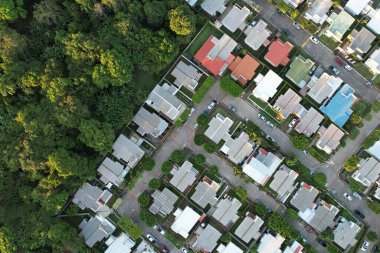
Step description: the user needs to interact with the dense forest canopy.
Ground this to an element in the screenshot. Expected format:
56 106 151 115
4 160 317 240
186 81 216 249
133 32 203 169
0 0 202 252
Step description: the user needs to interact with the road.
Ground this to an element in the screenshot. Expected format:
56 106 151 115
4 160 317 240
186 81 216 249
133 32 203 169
250 0 380 103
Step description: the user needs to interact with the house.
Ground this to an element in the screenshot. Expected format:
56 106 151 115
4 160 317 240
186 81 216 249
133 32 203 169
72 183 112 212
345 28 376 56
242 148 283 185
304 0 333 25
212 196 242 228
325 10 355 42
228 54 260 85
135 240 156 253
170 161 199 192
251 70 283 102
191 177 220 208
364 48 380 75
273 89 305 119
284 0 304 8
244 20 272 51
194 34 237 76
79 215 116 248
105 233 135 253
294 107 324 137
320 84 356 127
186 0 198 7
201 0 227 16
112 134 145 168
345 0 371 15
146 83 186 122
149 188 179 216
333 217 360 249
291 182 319 212
132 107 169 138
171 61 202 91
367 9 380 35
299 200 339 232
352 157 380 187
307 73 343 104
171 206 201 238
257 232 285 253
216 242 244 253
285 56 315 88
220 132 254 165
234 212 264 243
221 5 250 32
192 225 222 253
269 165 299 203
283 241 304 253
367 141 380 160
205 113 233 144
264 39 294 67
374 187 380 200
97 157 127 187
316 124 345 154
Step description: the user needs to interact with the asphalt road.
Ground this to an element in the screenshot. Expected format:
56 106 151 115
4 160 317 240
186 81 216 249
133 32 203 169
250 0 380 103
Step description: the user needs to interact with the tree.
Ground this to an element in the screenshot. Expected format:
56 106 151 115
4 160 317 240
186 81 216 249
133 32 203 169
236 186 248 201
363 130 380 149
290 133 310 150
344 156 360 172
161 160 173 174
220 77 244 97
368 201 380 214
194 154 206 166
170 149 185 163
117 216 144 240
320 228 334 242
78 119 114 154
313 172 327 187
285 156 298 167
348 178 364 192
210 165 218 175
0 228 16 253
141 156 155 171
285 208 299 220
139 210 156 227
148 178 161 190
367 231 378 241
0 0 26 21
168 5 196 36
220 233 232 243
350 114 362 125
194 134 206 145
197 114 209 126
268 213 301 240
138 194 150 207
204 142 216 153
144 1 167 28
255 203 267 216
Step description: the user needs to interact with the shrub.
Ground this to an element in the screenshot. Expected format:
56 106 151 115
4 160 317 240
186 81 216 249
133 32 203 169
327 243 339 253
309 147 329 162
350 113 362 125
268 213 301 240
210 165 218 175
197 114 209 126
220 76 244 97
220 233 232 243
194 154 206 165
170 149 185 163
363 129 380 149
344 155 360 172
245 120 264 136
320 228 334 242
353 101 371 117
236 186 248 201
368 201 380 214
255 203 267 216
141 156 155 171
139 210 156 227
161 160 173 174
313 172 327 188
204 142 216 153
367 231 378 241
192 76 215 104
348 127 360 140
138 194 150 207
194 134 206 145
285 208 299 220
148 178 161 190
348 178 365 192
372 101 380 112
117 216 143 240
290 133 310 150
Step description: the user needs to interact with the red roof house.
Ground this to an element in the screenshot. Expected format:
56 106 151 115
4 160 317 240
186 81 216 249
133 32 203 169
228 54 260 85
264 39 294 67
194 34 237 76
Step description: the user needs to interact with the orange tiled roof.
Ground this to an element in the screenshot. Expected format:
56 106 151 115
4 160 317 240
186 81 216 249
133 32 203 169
228 54 260 85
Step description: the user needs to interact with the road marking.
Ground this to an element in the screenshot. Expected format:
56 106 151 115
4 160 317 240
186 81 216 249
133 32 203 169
301 38 309 48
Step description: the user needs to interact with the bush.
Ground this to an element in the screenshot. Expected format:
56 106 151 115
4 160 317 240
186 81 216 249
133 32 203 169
161 160 173 174
194 134 206 145
353 101 371 117
141 156 155 171
210 165 218 175
192 76 215 104
245 120 264 136
268 213 301 240
220 233 232 243
313 172 327 188
363 129 380 149
138 194 150 207
204 142 216 153
348 127 360 140
372 101 380 112
285 208 299 220
148 178 161 190
197 114 209 126
348 178 365 192
220 76 244 97
290 133 310 150
194 154 206 165
327 243 339 253
309 147 329 162
139 210 156 227
368 201 380 214
320 228 334 242
364 113 372 121
344 156 360 172
255 203 267 216
117 216 143 240
277 0 291 13
170 149 185 163
236 186 248 201
367 231 378 241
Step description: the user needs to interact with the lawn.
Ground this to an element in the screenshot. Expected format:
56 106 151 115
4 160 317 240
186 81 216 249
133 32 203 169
192 76 215 104
297 16 319 35
318 34 340 50
133 70 157 90
175 108 191 127
185 22 223 58
355 63 375 80
348 127 360 140
249 95 268 109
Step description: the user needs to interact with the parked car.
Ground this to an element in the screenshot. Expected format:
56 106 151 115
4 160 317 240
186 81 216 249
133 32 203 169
258 114 266 121
310 36 319 44
343 192 353 201
303 150 308 155
266 120 275 128
308 65 317 75
371 245 378 253
159 244 168 253
181 247 189 253
208 99 217 110
361 241 370 251
288 119 297 128
345 64 353 71
189 107 196 116
282 29 291 36
335 57 344 66
146 234 156 243
317 238 327 247
228 105 237 112
158 227 166 235
353 192 363 200
193 123 198 129
328 66 340 76
293 22 301 29
366 81 373 87
355 210 365 219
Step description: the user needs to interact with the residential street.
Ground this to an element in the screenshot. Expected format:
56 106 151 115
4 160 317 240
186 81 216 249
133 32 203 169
249 0 380 103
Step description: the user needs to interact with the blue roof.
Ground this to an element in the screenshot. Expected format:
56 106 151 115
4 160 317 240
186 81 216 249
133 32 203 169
320 84 356 127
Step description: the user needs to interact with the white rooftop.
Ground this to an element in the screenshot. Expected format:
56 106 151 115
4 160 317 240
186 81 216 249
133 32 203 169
368 141 380 161
257 233 285 253
205 113 233 144
244 20 271 51
221 5 250 32
170 207 200 238
252 70 283 102
105 233 135 253
367 9 380 35
216 242 244 253
345 0 371 15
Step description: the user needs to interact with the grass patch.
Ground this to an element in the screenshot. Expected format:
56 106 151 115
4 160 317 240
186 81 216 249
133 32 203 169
185 23 223 57
348 127 360 140
265 106 279 119
192 76 215 104
309 146 330 162
355 63 375 80
165 231 184 249
372 101 380 112
297 16 319 34
348 177 366 192
175 108 191 127
133 70 157 90
277 0 292 14
220 76 244 97
249 95 268 108
364 113 372 121
318 34 340 50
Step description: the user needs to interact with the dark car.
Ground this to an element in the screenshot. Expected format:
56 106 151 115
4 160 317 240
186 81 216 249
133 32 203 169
282 29 291 36
328 65 340 76
317 238 327 247
354 210 365 219
371 245 378 253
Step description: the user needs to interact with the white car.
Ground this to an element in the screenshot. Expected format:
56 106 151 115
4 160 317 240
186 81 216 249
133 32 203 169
181 247 189 253
353 192 363 200
158 227 166 235
361 241 369 251
207 99 217 110
345 64 352 71
146 234 156 243
293 22 301 29
343 192 353 201
288 119 297 128
258 114 266 121
266 121 275 128
189 107 195 116
310 36 319 44
193 123 198 129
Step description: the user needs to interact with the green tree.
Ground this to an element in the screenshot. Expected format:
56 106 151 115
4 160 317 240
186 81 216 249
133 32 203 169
285 208 299 220
0 228 16 253
312 172 327 187
197 114 209 126
161 160 174 174
204 142 216 153
141 156 155 171
285 156 298 167
194 134 206 145
168 5 195 36
148 178 161 190
144 1 167 28
368 201 380 214
210 165 218 175
220 233 232 243
290 133 310 150
350 114 362 125
268 213 301 240
194 154 206 165
367 231 378 241
78 119 114 154
170 149 185 163
139 210 156 227
220 77 244 97
255 203 267 216
117 216 144 240
363 130 380 148
320 228 334 242
0 0 26 21
344 156 360 172
236 186 248 201
138 194 150 207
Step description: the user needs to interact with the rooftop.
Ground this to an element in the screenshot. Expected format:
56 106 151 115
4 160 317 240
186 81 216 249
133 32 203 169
273 89 304 119
212 196 242 228
201 0 227 16
316 124 345 154
367 140 380 161
216 242 244 253
345 0 371 15
97 157 126 187
365 48 380 75
326 10 355 41
171 206 201 238
149 188 179 216
252 70 283 102
244 20 271 51
290 182 319 212
285 56 315 88
307 72 343 104
79 215 116 248
257 233 285 253
283 241 304 253
112 134 145 168
192 225 222 252
352 157 380 187
72 183 112 212
333 218 360 249
228 54 260 85
132 107 169 138
190 177 220 209
300 200 339 232
304 0 333 24
320 84 356 127
220 132 254 165
234 213 264 243
105 233 135 253
367 9 380 35
346 27 376 55
171 61 202 91
221 5 250 32
170 161 199 193
264 39 294 67
295 107 324 137
204 113 234 144
269 165 299 203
